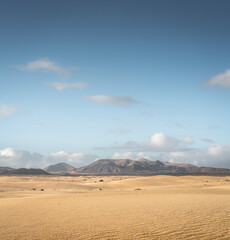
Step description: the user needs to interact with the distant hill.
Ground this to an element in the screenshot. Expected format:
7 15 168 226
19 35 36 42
0 166 15 174
0 168 50 175
44 162 76 173
73 158 230 175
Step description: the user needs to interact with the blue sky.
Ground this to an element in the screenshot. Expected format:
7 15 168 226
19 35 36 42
1 0 230 168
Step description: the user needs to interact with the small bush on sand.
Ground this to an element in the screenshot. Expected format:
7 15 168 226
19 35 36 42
40 189 44 191
99 179 104 182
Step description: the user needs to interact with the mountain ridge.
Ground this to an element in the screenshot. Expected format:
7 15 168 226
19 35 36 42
73 158 194 175
1 159 230 175
72 158 230 175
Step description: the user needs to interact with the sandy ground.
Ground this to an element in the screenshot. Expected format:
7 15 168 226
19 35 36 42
0 175 230 240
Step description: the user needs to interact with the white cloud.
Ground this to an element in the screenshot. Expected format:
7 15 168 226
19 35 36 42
111 152 152 160
0 148 98 168
205 69 230 88
47 82 87 91
0 103 17 118
182 136 193 144
85 95 137 105
208 144 224 156
13 59 77 75
150 132 179 148
0 148 17 157
150 133 167 146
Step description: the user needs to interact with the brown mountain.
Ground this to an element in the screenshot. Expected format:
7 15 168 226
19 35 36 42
74 158 190 175
44 162 76 173
73 158 230 175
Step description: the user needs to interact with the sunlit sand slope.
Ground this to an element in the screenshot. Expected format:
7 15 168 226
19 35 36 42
1 175 230 239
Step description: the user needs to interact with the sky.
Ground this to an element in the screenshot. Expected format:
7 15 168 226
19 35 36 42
0 0 230 168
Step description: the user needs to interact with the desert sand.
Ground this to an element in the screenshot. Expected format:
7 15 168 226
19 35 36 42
0 175 230 240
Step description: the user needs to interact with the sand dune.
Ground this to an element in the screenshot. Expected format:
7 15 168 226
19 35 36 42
1 175 230 239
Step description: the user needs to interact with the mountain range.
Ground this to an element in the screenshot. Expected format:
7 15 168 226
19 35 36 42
1 159 230 175
73 158 230 175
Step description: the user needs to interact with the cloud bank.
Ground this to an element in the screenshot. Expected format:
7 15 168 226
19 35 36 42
0 148 44 168
0 148 98 168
